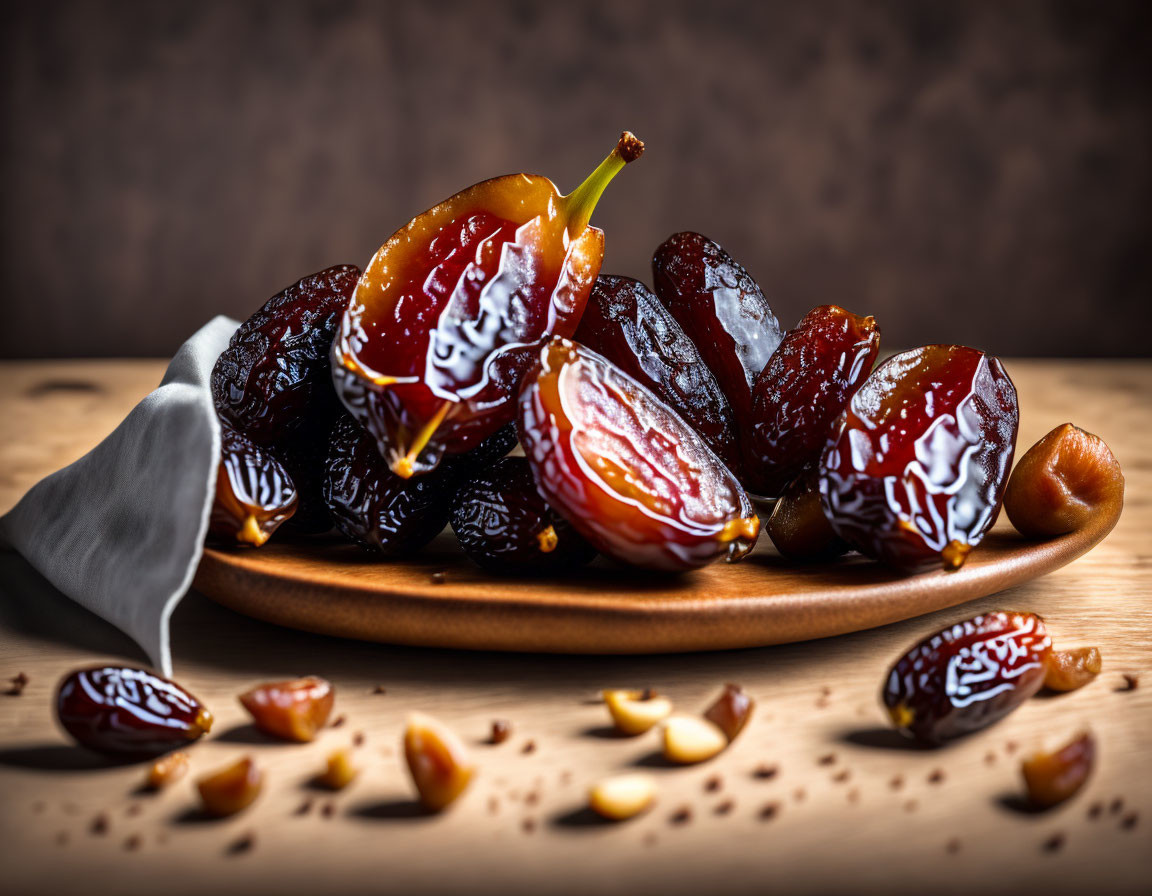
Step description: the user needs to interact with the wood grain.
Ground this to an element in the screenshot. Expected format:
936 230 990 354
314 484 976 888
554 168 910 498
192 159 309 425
1 359 1150 896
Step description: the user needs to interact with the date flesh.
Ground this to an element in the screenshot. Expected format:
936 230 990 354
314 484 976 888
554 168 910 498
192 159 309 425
197 757 263 817
517 338 759 571
238 677 334 742
820 345 1019 571
57 666 213 758
652 232 782 437
749 305 880 496
1044 647 1102 692
1022 731 1095 809
450 456 596 575
882 611 1052 745
208 423 298 547
575 275 741 473
212 264 360 444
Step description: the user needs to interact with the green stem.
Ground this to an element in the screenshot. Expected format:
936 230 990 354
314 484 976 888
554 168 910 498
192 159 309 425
563 131 644 239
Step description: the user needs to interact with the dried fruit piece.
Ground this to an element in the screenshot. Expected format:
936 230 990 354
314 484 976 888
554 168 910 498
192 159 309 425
212 265 360 443
403 712 475 811
588 773 657 821
146 751 190 790
1044 647 1102 692
238 677 334 742
332 133 644 478
197 757 263 817
661 716 728 764
1022 732 1095 809
1004 424 1124 537
323 416 456 554
703 683 754 741
820 345 1019 571
318 749 359 790
602 689 673 736
56 666 213 758
575 274 741 472
765 474 849 562
748 305 880 496
450 456 596 575
208 423 298 546
652 232 783 435
518 338 759 571
882 611 1052 745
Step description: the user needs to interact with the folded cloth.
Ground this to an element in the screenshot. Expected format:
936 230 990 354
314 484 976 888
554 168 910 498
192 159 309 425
0 316 239 676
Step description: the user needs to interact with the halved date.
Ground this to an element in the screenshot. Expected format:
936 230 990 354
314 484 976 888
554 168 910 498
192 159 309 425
882 611 1052 745
575 275 741 473
819 345 1019 571
517 337 759 571
57 666 213 758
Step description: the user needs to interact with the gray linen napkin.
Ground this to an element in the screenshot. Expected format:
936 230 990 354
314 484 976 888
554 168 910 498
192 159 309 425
0 316 240 676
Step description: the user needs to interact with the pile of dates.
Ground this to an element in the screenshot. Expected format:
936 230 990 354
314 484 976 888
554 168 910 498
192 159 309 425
208 131 1122 575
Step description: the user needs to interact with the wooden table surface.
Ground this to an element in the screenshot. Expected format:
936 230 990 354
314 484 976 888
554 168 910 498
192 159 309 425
0 359 1149 896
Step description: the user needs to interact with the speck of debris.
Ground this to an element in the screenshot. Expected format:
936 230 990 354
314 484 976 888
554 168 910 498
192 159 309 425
714 799 735 816
124 835 142 851
793 788 807 803
126 803 143 817
752 763 778 780
832 769 851 784
488 797 499 815
559 771 572 786
32 801 46 814
927 769 946 785
1004 740 1018 755
522 818 537 834
330 715 346 728
1120 812 1139 831
6 672 29 696
642 832 658 847
525 792 540 807
430 571 446 584
815 696 830 709
1110 797 1124 815
521 740 536 755
704 775 722 793
847 788 860 803
1087 802 1103 820
490 719 512 744
904 800 918 813
321 801 336 819
759 802 780 821
669 806 692 825
1118 673 1139 692
817 753 836 766
352 731 365 747
1042 832 1065 853
372 685 387 695
889 775 904 790
984 752 996 766
55 831 69 846
946 838 961 855
90 813 109 835
295 798 314 816
228 832 256 855
640 687 658 700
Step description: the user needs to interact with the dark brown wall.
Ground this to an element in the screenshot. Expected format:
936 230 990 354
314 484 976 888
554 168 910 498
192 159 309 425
1 0 1149 358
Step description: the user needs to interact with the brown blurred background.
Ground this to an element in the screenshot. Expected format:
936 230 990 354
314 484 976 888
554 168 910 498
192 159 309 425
1 0 1149 359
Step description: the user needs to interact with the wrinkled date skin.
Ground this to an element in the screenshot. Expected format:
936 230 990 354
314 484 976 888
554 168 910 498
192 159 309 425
332 134 643 478
57 666 213 758
322 416 458 554
450 456 597 575
212 265 361 443
574 275 741 474
819 345 1019 571
209 423 298 547
882 611 1052 745
749 305 880 497
651 232 782 436
517 338 759 571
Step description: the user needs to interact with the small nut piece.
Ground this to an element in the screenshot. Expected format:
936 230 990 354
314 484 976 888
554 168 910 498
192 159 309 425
404 712 475 811
145 751 190 790
661 715 728 764
603 689 673 735
1022 731 1095 809
238 676 334 742
318 748 359 790
703 683 754 741
197 756 263 817
1005 424 1124 537
588 773 657 821
1044 647 1102 692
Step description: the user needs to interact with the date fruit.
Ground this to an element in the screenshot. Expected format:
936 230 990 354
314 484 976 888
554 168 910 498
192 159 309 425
1021 731 1095 809
574 274 741 472
212 264 361 444
208 423 298 547
765 474 849 562
449 456 596 575
517 338 759 571
1004 424 1124 537
749 305 880 496
238 676 334 742
56 666 213 758
323 415 456 554
652 232 782 435
702 683 754 741
332 133 644 478
404 712 475 811
197 756 263 817
882 611 1052 745
1044 647 1102 692
820 345 1019 571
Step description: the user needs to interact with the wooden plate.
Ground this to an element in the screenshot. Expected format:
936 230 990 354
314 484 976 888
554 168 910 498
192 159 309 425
193 503 1121 653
